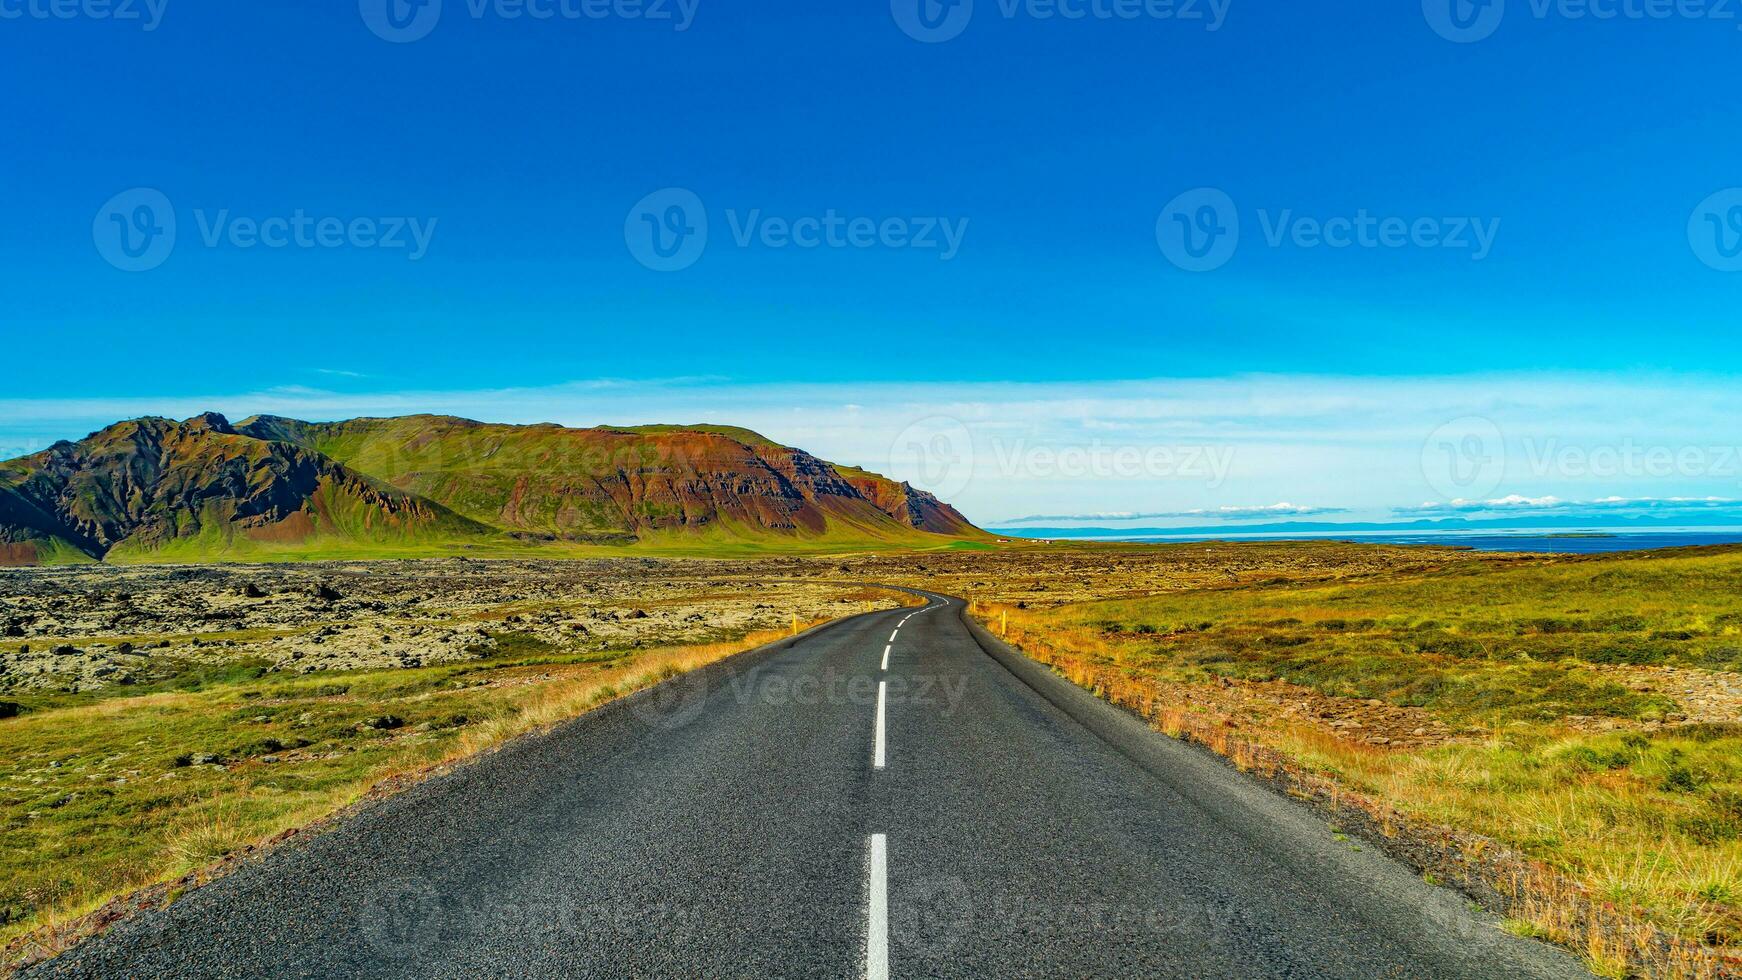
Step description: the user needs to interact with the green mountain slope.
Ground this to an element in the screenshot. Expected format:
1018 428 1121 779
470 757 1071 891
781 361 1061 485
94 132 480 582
235 415 983 547
0 414 499 564
0 413 984 564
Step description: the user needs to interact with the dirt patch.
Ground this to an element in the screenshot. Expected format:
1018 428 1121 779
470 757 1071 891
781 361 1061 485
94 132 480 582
1591 663 1742 729
1208 676 1468 748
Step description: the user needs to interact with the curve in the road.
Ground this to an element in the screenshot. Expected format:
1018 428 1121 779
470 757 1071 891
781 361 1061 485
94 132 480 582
30 592 1589 979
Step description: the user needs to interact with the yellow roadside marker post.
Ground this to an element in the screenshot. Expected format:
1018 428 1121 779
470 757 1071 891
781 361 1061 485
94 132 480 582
1001 609 1008 638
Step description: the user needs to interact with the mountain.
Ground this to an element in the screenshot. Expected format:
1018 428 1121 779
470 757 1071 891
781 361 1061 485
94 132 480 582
234 415 979 545
0 414 984 564
0 414 496 565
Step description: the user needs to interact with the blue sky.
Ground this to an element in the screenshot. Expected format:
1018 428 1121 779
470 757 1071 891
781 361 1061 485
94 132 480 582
3 1 1741 525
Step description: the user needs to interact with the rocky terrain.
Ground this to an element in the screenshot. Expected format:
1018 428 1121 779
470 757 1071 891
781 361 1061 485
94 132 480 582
816 537 1524 605
0 559 901 699
12 540 1713 732
0 540 1510 702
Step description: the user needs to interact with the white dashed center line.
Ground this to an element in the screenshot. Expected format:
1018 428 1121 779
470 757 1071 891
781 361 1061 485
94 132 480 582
881 644 891 671
866 834 889 980
873 680 888 770
889 630 899 643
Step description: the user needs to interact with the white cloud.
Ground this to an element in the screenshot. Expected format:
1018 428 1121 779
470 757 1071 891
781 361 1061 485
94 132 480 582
3 372 1740 526
1397 495 1742 518
1000 503 1348 524
1399 495 1566 512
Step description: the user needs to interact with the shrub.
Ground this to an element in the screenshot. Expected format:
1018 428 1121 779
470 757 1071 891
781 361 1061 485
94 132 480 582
1661 765 1707 793
1676 723 1742 743
1564 746 1633 771
1585 641 1674 665
1520 618 1585 635
1413 632 1487 659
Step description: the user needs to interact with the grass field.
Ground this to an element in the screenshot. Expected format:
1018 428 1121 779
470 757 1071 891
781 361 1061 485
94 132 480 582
976 545 1742 976
88 526 994 565
0 574 915 965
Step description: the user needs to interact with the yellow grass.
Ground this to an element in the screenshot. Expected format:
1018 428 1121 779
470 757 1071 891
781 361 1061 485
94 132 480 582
3 617 839 969
974 598 1741 979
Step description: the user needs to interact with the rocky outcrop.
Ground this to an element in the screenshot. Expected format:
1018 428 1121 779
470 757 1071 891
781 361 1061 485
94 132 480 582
842 473 980 536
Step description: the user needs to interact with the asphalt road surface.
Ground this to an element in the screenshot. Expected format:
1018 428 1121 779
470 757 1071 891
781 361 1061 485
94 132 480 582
31 593 1589 979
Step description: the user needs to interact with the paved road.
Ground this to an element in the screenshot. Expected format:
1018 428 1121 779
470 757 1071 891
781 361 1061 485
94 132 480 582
32 593 1588 979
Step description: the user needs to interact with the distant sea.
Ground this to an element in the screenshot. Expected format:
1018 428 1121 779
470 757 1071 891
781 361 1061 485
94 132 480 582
992 530 1742 555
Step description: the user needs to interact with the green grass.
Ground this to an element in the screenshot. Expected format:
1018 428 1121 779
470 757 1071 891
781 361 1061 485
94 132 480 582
18 536 97 567
1054 548 1742 723
103 529 988 564
2 664 506 936
106 534 529 565
94 487 979 564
